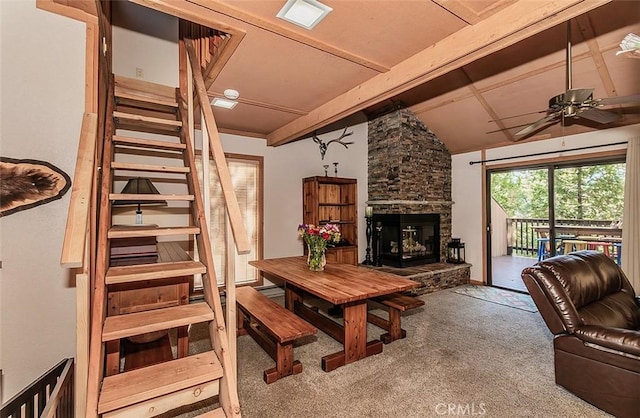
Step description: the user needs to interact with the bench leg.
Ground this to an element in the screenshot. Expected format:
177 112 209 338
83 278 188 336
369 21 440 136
383 308 406 344
238 310 303 384
367 309 407 344
237 308 248 336
264 343 303 384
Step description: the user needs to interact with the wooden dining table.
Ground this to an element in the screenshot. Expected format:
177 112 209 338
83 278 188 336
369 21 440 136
249 256 420 372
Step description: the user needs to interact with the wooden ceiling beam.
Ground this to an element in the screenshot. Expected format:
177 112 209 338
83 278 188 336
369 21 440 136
460 69 514 142
208 93 308 116
130 0 245 37
433 0 517 25
187 0 389 73
266 0 612 147
37 0 98 23
575 15 617 97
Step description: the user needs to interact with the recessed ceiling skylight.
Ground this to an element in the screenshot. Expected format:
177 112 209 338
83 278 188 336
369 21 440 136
211 97 238 109
276 0 333 30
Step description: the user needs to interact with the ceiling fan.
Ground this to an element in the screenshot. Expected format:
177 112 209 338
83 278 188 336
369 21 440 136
511 22 640 141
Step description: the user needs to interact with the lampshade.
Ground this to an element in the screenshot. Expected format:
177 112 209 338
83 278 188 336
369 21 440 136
112 177 168 207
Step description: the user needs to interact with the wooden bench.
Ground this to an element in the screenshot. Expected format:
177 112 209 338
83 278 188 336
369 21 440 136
236 286 317 383
367 293 425 344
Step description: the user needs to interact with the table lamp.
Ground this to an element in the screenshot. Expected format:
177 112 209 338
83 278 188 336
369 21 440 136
112 177 167 224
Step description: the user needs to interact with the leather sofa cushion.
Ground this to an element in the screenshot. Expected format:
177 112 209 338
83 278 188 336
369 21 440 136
580 292 640 329
537 251 640 331
575 325 640 357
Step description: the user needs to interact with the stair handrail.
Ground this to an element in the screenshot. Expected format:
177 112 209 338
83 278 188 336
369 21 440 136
0 358 74 418
60 112 98 268
184 38 251 255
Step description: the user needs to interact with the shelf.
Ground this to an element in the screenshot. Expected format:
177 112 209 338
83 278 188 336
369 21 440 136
303 176 358 265
318 203 354 207
319 220 355 225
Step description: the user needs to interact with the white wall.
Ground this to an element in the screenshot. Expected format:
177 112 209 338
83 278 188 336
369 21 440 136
0 0 85 401
451 124 640 282
112 1 178 86
451 150 483 280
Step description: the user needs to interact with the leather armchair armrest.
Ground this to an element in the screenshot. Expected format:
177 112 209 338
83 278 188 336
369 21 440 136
575 325 640 357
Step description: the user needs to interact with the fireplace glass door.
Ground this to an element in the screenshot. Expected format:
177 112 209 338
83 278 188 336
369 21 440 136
373 214 440 267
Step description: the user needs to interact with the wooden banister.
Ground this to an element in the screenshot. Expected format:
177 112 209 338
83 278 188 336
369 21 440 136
40 359 75 418
184 38 251 254
0 358 74 418
60 112 98 268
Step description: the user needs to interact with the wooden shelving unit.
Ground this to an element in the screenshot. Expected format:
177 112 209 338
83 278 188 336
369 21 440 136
303 176 358 265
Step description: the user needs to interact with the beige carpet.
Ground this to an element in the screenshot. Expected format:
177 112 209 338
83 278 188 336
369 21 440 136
175 288 610 418
452 284 538 312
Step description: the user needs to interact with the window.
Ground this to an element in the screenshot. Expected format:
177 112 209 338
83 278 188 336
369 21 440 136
195 153 263 286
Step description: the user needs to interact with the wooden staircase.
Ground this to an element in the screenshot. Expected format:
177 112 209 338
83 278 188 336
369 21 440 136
85 74 242 417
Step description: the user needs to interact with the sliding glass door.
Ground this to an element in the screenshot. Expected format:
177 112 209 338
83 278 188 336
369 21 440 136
487 157 625 293
488 168 548 292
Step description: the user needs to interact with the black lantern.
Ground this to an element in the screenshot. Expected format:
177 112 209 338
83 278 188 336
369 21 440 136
447 238 465 264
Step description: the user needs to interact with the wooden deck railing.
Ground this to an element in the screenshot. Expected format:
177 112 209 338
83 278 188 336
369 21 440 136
506 218 615 257
0 358 74 418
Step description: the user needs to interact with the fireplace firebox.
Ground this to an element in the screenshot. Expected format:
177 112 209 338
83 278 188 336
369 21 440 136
372 213 440 267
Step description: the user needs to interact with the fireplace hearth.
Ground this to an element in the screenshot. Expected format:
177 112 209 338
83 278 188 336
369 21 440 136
373 213 440 267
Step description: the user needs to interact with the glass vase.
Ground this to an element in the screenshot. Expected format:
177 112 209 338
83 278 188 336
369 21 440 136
307 240 327 271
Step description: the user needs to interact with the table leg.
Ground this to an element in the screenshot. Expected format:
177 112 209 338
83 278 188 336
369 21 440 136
321 301 383 372
344 302 368 363
284 283 304 311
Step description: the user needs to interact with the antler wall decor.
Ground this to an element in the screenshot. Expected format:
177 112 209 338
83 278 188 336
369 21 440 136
312 127 354 160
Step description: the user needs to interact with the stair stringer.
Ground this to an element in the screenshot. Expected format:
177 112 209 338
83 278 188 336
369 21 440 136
86 74 117 418
176 93 241 417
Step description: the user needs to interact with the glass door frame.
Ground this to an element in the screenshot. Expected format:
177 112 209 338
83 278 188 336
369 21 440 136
485 154 625 291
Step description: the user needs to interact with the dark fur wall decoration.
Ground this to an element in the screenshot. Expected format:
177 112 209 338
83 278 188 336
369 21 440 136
0 157 71 217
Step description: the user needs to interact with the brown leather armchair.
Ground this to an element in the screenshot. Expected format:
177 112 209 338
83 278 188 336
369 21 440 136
521 250 640 418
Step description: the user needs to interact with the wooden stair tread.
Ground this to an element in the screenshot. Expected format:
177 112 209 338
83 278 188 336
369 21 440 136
108 226 200 239
115 90 178 109
113 135 186 151
106 260 206 285
113 111 182 127
110 193 194 202
98 351 222 414
102 302 214 341
197 408 226 417
113 111 182 136
114 75 177 103
111 161 190 174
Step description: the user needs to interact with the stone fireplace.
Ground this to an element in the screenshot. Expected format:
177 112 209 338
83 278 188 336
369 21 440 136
367 105 469 293
368 105 452 264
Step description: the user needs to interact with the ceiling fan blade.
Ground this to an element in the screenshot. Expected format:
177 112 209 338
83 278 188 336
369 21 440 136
594 94 640 106
513 111 562 140
488 109 547 123
564 88 593 103
486 122 536 134
578 108 621 124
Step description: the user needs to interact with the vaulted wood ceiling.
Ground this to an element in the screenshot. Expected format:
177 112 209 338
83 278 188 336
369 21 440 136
106 1 640 153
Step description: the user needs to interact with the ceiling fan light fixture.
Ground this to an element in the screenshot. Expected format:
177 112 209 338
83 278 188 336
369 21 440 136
277 0 333 30
211 97 238 109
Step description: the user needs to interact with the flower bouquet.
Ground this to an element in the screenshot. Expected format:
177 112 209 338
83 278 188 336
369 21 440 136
298 223 341 271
